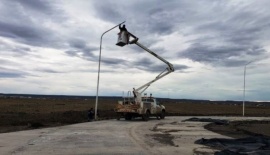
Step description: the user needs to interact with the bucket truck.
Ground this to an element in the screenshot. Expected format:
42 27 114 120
114 25 174 121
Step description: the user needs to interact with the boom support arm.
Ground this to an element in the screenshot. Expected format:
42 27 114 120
128 32 175 93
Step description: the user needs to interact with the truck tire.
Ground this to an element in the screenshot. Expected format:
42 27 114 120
125 114 132 120
142 111 150 121
160 110 165 119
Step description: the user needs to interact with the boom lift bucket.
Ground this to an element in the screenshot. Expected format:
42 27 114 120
116 31 128 47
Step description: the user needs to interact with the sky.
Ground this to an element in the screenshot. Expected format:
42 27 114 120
0 0 269 101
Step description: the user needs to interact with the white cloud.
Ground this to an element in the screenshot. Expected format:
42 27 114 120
0 0 269 101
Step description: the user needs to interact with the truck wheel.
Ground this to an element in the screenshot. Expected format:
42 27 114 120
142 111 150 121
160 110 165 119
125 114 132 120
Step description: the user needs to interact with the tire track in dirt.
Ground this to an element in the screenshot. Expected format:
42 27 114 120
128 123 157 155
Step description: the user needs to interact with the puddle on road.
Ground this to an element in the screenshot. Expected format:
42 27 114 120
151 133 178 147
148 121 181 147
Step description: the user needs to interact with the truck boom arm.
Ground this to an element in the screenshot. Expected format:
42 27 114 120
128 32 174 93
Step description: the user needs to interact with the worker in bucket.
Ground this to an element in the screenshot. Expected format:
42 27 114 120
119 24 127 32
117 24 129 46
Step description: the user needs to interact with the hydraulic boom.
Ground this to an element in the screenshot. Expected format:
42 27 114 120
116 25 174 102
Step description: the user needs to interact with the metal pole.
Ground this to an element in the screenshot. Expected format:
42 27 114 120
243 65 246 116
243 61 252 116
95 21 125 120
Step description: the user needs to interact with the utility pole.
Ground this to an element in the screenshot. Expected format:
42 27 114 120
243 61 252 116
95 21 125 120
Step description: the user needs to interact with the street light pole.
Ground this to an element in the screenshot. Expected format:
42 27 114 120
243 61 252 116
95 21 125 120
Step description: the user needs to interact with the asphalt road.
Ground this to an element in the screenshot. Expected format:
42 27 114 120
0 116 269 155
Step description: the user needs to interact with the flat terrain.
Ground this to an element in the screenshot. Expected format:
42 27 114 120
0 97 269 133
1 97 270 154
1 116 269 155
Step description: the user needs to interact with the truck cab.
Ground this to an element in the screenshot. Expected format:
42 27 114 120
142 97 164 115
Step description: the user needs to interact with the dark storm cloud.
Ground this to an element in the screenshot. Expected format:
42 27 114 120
0 58 14 66
0 0 269 74
92 0 178 35
180 43 245 62
101 57 127 65
65 49 95 60
146 7 177 35
12 0 54 13
194 16 268 46
0 40 32 57
65 39 110 65
177 1 270 67
0 67 27 78
65 39 127 67
65 50 78 57
132 57 189 72
0 0 65 47
36 69 62 73
65 49 128 67
0 72 25 78
149 23 173 35
0 20 51 46
68 39 88 49
179 43 268 67
92 1 123 23
93 1 270 68
66 39 98 58
134 58 153 67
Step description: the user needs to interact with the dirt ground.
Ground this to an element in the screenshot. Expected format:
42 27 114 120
205 120 270 138
0 97 269 133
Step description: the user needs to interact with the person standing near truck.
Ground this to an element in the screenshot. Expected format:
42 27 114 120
87 108 94 121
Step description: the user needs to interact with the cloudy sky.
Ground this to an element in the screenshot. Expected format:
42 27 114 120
0 0 269 101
